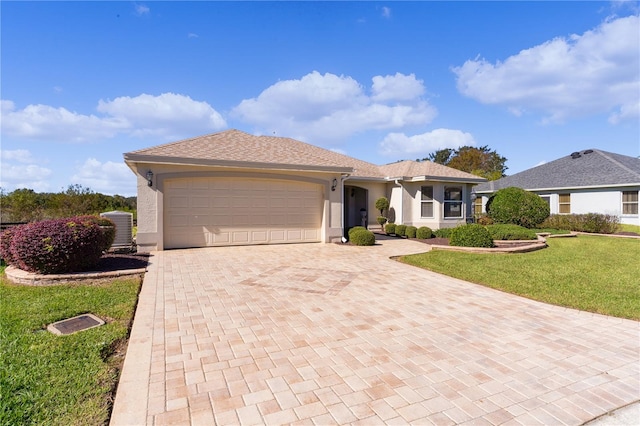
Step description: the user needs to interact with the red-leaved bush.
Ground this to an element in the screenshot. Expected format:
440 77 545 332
3 216 108 274
0 228 17 265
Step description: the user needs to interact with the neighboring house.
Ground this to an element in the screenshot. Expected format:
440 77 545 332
124 129 486 251
473 149 640 226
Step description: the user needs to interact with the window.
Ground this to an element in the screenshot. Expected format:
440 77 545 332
421 186 434 218
444 186 463 218
623 191 639 215
539 195 551 207
558 193 571 214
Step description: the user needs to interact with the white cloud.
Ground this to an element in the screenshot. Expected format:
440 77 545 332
188 33 199 38
232 71 436 144
371 73 425 102
381 6 391 18
1 149 35 163
453 15 640 124
379 129 476 157
134 3 150 16
1 93 226 143
97 93 227 139
71 158 136 196
0 149 52 192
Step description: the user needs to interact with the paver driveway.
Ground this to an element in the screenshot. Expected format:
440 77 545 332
111 239 639 425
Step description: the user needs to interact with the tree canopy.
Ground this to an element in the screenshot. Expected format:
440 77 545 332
420 145 507 180
0 185 136 223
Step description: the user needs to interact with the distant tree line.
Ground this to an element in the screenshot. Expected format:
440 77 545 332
0 185 136 223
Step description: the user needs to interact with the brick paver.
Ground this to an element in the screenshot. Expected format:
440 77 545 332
111 239 639 425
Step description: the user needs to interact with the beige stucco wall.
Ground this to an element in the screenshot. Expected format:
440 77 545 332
128 162 345 251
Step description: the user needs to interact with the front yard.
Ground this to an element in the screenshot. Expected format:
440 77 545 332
0 270 141 425
400 235 640 320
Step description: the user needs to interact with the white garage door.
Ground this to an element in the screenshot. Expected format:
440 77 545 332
164 177 323 249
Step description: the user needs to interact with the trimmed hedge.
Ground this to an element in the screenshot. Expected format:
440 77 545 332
376 216 388 226
416 226 433 239
434 228 452 238
405 226 417 239
395 224 407 237
540 213 619 234
2 216 111 274
486 187 550 228
348 226 367 241
384 223 396 235
349 229 376 246
486 224 537 240
450 224 494 248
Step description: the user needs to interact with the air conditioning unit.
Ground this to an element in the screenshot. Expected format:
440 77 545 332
100 211 133 250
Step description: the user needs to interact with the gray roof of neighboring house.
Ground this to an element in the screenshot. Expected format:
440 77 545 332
474 149 640 193
125 129 485 183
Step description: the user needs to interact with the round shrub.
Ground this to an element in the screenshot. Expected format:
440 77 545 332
8 217 105 274
79 215 116 252
376 216 388 226
486 224 537 240
486 187 550 228
0 227 18 265
384 223 396 235
349 229 376 246
395 224 407 237
416 226 433 239
450 224 494 248
405 226 417 238
348 226 367 241
434 228 452 238
375 197 389 215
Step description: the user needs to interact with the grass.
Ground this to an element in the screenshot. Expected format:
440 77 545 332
400 235 640 320
619 223 640 234
0 273 141 426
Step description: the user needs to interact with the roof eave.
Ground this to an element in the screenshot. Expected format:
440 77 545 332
474 182 640 193
394 175 487 184
123 154 354 174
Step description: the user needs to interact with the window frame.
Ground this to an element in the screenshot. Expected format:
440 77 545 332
622 191 639 215
444 186 463 219
420 186 434 218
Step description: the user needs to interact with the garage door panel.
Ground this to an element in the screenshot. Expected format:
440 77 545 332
165 177 322 249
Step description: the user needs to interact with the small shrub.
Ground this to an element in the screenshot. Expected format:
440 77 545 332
486 187 550 228
395 224 407 237
376 216 388 226
416 226 433 239
540 213 619 234
348 226 367 241
405 226 417 238
384 223 396 235
8 217 105 274
450 224 494 248
434 228 452 238
486 224 537 240
476 214 494 225
375 197 390 216
0 227 19 265
349 229 376 246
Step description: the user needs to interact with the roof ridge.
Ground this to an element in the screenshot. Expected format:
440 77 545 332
595 149 640 179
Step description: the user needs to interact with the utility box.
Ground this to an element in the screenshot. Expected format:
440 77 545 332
100 211 133 250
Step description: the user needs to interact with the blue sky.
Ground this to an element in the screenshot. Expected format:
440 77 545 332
1 1 639 197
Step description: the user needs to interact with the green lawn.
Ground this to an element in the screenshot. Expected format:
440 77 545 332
0 274 141 426
400 235 640 320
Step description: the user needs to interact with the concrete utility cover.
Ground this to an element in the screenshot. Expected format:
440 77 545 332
47 314 105 335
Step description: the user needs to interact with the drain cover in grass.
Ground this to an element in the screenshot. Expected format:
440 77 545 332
47 314 105 336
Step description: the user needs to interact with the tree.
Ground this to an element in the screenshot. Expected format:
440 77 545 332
420 145 507 180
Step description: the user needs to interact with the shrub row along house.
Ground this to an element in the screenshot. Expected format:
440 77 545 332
473 149 640 226
124 129 486 251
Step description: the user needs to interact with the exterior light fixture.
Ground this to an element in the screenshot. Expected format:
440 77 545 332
331 178 337 191
146 170 154 187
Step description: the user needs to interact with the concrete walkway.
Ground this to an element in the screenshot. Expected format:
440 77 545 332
111 239 639 425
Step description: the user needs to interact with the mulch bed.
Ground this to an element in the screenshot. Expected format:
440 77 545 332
92 253 150 272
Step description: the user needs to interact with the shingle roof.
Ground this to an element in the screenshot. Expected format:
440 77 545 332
125 129 485 182
474 149 640 193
